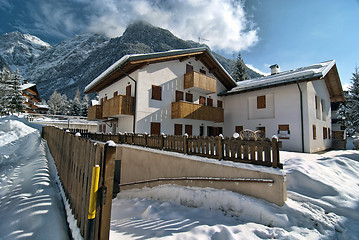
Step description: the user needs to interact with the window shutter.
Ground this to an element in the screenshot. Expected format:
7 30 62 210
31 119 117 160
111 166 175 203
175 90 184 102
126 85 131 96
313 125 317 140
217 100 223 108
113 91 118 97
207 98 213 106
323 127 327 139
257 95 266 109
186 64 193 73
185 92 193 102
235 126 243 133
185 124 192 136
151 122 161 135
174 124 182 135
151 85 162 100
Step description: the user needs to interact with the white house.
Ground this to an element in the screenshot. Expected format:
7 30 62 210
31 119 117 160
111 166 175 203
220 60 345 153
85 48 345 153
85 47 237 136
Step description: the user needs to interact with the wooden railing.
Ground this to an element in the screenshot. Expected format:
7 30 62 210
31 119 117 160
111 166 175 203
102 95 134 117
82 132 282 169
88 105 103 120
171 101 224 122
184 71 216 94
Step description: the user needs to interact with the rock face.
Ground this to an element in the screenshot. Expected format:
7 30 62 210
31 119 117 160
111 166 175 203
0 22 262 100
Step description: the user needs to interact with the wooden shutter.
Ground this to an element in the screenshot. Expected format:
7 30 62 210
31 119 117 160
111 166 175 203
257 95 266 109
151 122 161 135
217 100 223 108
328 128 331 139
199 96 206 105
185 92 193 102
200 69 206 74
113 91 118 97
185 124 192 136
126 85 131 96
323 127 327 139
186 64 193 73
313 125 316 140
175 90 184 102
235 126 243 133
207 98 213 106
151 85 162 100
174 124 182 135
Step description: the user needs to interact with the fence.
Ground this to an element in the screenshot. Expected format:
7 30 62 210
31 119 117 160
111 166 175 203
43 126 116 240
82 132 282 169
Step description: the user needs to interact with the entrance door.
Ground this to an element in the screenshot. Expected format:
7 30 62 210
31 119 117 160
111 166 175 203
126 85 131 96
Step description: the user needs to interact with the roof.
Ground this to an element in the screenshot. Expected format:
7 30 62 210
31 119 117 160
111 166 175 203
220 60 345 102
20 83 36 91
84 47 237 93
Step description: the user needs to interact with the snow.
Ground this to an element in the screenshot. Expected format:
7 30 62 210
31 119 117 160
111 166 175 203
1 116 359 240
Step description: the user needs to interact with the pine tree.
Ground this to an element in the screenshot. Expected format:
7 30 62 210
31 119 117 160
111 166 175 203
338 67 359 136
81 94 89 117
70 88 82 116
231 52 249 82
48 90 63 115
8 69 25 114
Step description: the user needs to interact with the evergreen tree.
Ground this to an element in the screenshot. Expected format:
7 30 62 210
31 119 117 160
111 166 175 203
338 67 359 136
0 71 11 115
8 69 25 114
231 52 249 82
81 94 89 117
48 90 63 115
70 88 82 116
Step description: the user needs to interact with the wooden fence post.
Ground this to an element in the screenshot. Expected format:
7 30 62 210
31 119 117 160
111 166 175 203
160 134 165 150
183 134 188 155
98 143 116 240
271 137 279 168
144 133 148 147
218 136 223 160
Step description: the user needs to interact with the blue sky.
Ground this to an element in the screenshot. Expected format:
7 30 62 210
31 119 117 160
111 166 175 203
0 0 358 87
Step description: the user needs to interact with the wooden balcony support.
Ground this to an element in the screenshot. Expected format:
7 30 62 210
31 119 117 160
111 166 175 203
171 101 224 122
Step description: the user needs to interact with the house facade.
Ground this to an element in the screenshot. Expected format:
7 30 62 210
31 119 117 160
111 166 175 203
221 61 345 153
85 48 236 136
85 48 345 153
20 83 41 113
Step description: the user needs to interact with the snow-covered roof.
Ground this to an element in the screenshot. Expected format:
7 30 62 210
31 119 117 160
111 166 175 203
223 60 335 95
84 47 236 93
20 83 36 91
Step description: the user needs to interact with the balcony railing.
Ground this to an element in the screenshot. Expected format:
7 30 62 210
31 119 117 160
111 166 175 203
102 94 134 118
87 105 103 120
171 101 224 122
184 71 216 94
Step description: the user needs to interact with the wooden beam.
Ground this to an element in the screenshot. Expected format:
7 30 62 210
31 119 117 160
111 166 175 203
195 54 204 61
179 56 190 62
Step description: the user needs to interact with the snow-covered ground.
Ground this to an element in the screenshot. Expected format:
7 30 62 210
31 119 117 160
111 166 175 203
1 116 359 239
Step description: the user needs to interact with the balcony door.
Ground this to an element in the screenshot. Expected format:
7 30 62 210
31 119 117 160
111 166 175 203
186 64 193 73
126 85 131 96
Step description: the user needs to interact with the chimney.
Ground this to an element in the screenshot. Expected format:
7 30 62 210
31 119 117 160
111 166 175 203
270 64 279 75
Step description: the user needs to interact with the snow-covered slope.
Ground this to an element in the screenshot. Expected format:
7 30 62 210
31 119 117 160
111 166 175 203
0 31 50 73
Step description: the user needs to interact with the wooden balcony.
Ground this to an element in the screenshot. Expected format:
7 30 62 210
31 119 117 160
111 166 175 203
184 71 216 94
171 101 224 122
102 94 134 118
87 105 103 120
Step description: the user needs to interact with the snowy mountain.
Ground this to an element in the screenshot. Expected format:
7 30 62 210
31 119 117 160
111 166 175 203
0 22 262 100
0 31 50 73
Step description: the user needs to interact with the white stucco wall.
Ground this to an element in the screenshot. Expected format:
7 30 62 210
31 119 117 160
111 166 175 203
224 84 303 152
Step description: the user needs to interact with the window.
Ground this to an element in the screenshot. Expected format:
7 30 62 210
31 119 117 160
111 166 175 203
200 69 206 74
323 127 328 139
235 126 243 133
199 126 204 136
313 125 317 140
99 124 102 132
185 92 193 102
174 124 182 135
256 127 266 138
257 95 266 109
328 128 331 139
315 95 318 109
186 64 193 73
126 85 131 96
100 98 104 105
199 96 206 105
151 85 162 101
207 98 213 106
217 100 223 108
113 91 118 97
278 124 290 139
175 90 184 102
104 96 107 101
103 124 106 133
185 124 192 136
151 122 161 135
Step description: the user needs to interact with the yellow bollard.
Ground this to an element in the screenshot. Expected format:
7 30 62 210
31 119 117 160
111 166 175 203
88 165 100 219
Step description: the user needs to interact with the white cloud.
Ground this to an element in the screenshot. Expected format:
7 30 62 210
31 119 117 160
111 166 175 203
246 64 270 76
342 83 351 91
87 0 259 52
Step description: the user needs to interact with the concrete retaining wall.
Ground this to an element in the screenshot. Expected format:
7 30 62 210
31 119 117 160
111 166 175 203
117 145 287 206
